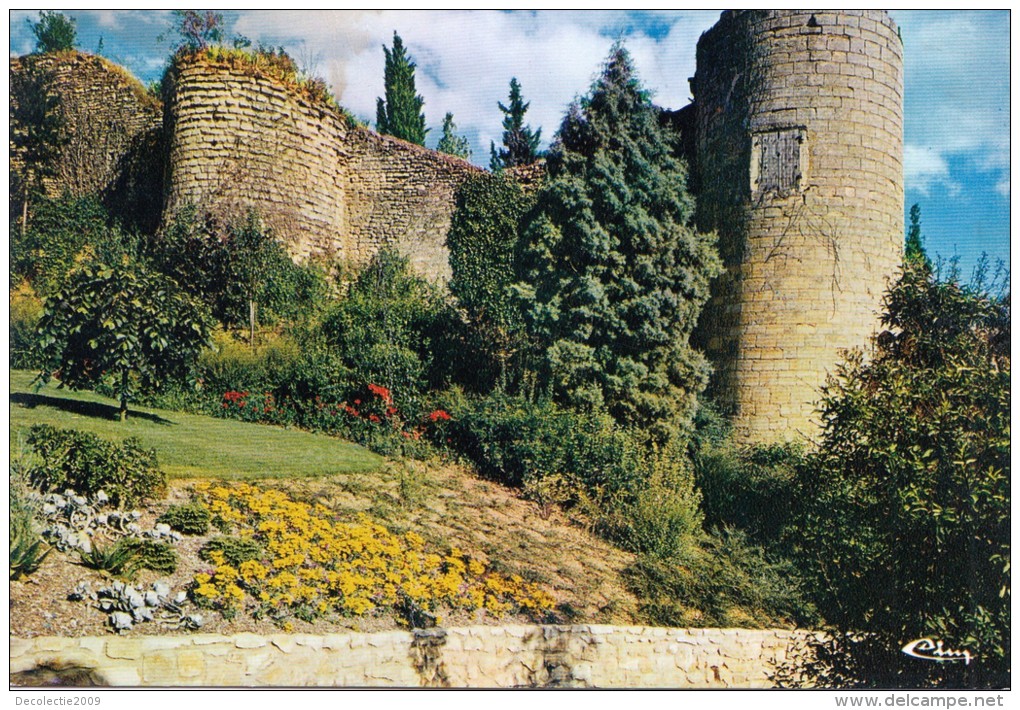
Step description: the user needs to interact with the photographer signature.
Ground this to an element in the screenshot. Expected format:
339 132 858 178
901 638 973 665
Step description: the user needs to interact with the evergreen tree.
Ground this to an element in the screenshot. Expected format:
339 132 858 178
375 32 427 145
489 78 542 170
905 202 930 267
515 45 721 444
436 112 471 160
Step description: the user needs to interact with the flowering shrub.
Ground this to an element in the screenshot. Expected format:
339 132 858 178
188 482 554 626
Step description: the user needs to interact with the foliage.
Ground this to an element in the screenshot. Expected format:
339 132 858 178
35 259 213 420
163 10 225 53
905 202 929 266
10 56 65 229
791 260 1010 688
490 77 543 170
148 207 330 333
123 539 179 574
320 248 458 415
77 538 141 578
436 112 471 160
11 194 134 295
447 173 537 389
26 424 167 507
694 439 802 545
190 482 555 625
10 452 51 580
158 502 212 535
10 281 45 369
626 528 818 629
514 44 721 444
375 32 427 145
199 536 264 567
28 10 77 54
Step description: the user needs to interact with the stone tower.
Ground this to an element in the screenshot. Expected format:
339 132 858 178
692 10 904 442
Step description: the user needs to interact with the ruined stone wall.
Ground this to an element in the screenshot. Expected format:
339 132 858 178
162 56 480 275
162 58 352 261
344 128 482 281
9 52 164 231
10 625 816 688
693 10 904 442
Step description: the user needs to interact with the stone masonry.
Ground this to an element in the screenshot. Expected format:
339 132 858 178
8 10 904 442
10 625 817 688
691 10 904 442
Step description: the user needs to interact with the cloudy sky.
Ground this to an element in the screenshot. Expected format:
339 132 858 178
8 9 1011 278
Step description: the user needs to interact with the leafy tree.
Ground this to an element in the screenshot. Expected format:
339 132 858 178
447 173 536 388
489 78 542 170
791 261 1010 688
375 32 427 145
28 10 77 54
36 260 213 421
515 45 721 444
162 10 225 53
223 212 283 345
905 202 930 266
436 112 471 160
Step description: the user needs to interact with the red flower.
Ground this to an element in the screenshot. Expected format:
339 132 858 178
386 407 398 416
354 399 361 406
369 415 381 423
368 384 392 403
429 409 451 422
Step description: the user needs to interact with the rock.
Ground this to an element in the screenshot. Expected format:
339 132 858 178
144 591 161 607
154 523 171 536
153 582 171 599
127 588 145 609
187 614 204 629
126 523 141 535
109 612 133 632
174 592 188 605
96 491 110 504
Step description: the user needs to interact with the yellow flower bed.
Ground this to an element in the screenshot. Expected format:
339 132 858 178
190 482 555 626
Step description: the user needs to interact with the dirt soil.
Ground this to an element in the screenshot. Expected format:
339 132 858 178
10 461 641 639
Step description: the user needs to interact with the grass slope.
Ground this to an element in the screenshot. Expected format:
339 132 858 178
9 370 383 479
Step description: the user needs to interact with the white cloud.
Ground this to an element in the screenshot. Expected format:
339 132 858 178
229 10 718 161
904 144 959 196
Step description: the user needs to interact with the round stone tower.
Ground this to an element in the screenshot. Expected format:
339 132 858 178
692 10 904 442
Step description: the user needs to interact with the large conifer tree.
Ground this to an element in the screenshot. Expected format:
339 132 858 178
489 78 542 170
376 32 427 145
515 45 721 444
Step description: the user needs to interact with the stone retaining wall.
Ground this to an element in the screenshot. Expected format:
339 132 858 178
10 625 814 688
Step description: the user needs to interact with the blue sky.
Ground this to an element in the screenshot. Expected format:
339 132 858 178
8 10 1011 279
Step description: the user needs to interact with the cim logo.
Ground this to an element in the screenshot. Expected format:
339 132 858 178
901 638 974 665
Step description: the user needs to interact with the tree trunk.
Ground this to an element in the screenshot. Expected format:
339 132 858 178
248 299 256 347
21 193 29 240
119 368 129 422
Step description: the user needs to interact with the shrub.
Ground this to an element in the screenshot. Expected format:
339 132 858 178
10 452 50 580
199 536 263 567
792 261 1010 688
9 281 44 369
124 539 179 574
27 425 167 506
694 439 802 545
158 502 211 535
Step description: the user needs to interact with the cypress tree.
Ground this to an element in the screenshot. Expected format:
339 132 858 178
905 203 929 267
436 112 471 160
375 32 427 145
489 78 542 170
515 45 721 444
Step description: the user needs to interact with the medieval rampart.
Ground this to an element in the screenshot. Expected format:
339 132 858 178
9 52 163 231
693 10 904 442
10 625 816 688
161 56 481 272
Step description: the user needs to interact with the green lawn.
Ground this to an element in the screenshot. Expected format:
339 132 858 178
9 370 384 479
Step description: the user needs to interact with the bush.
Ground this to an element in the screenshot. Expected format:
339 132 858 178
10 451 50 580
10 281 44 369
694 439 802 545
320 248 460 414
27 425 166 507
125 539 179 574
158 502 211 535
199 536 263 567
78 538 140 578
792 261 1010 688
